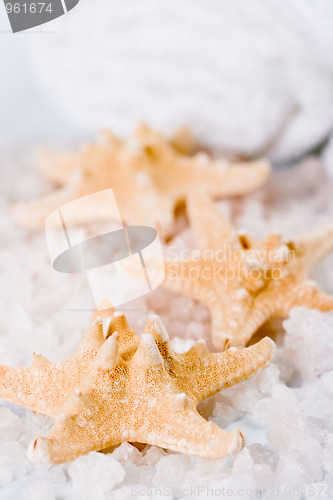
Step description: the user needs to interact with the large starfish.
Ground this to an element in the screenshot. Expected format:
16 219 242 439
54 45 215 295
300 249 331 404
0 312 274 464
11 124 270 239
158 193 333 350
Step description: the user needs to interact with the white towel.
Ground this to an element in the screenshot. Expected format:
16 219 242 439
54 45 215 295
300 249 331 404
27 0 333 162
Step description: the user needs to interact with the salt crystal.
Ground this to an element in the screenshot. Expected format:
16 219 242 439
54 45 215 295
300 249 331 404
253 384 298 425
0 407 23 441
122 463 141 485
325 471 333 487
153 454 192 486
250 363 280 395
212 396 242 427
224 384 261 413
269 346 293 383
284 308 333 379
320 371 333 397
128 464 155 486
218 473 257 499
68 452 125 497
142 446 167 466
248 443 278 470
22 482 55 500
0 455 15 486
300 398 333 421
232 448 253 474
308 417 330 446
252 463 275 490
323 434 333 473
44 466 67 484
275 456 308 491
247 444 277 490
0 441 28 480
111 442 142 465
266 409 313 449
275 438 323 487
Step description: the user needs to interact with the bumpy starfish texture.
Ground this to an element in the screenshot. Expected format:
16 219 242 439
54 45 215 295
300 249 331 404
160 193 333 350
11 124 270 239
0 317 106 418
0 312 274 464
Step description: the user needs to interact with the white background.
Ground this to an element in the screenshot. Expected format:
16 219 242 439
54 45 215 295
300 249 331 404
0 5 77 141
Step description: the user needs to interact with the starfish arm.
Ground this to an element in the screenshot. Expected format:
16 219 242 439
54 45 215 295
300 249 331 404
292 222 333 271
124 191 176 240
0 320 105 417
187 192 234 252
184 159 271 198
27 339 129 464
37 129 121 186
169 126 198 155
27 407 126 465
276 280 333 315
29 399 243 464
37 148 80 185
207 294 275 350
162 260 212 302
180 337 275 402
136 406 244 458
10 183 79 229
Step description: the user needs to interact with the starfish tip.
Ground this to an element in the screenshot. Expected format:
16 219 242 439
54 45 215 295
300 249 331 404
27 437 51 465
137 334 164 367
227 428 246 455
147 313 169 341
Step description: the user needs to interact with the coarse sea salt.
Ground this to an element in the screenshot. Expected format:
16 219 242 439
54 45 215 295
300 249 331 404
1 146 333 498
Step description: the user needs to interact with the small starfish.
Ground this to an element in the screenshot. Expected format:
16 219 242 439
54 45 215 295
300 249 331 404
0 312 275 464
11 124 270 239
159 193 333 350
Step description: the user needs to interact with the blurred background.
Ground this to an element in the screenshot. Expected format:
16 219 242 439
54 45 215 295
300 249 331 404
1 0 333 166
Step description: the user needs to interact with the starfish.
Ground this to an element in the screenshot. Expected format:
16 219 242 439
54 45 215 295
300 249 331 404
158 193 333 350
0 312 275 464
11 124 270 239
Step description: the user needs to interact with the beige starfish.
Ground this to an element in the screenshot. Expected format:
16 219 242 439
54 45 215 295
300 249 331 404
0 312 275 464
158 193 333 350
11 124 270 239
